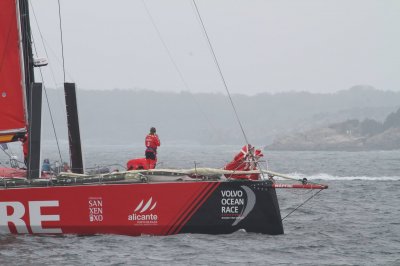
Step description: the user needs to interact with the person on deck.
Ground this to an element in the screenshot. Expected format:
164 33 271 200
62 162 71 172
41 159 51 173
145 127 160 167
224 144 264 180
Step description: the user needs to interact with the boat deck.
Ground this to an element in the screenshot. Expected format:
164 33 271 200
0 169 257 189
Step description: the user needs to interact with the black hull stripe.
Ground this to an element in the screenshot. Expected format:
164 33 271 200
164 182 214 235
172 182 220 235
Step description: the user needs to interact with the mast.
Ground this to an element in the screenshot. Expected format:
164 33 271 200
18 0 34 109
17 0 84 175
18 0 42 178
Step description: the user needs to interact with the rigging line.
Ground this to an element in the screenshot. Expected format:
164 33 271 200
29 0 69 135
37 37 75 83
140 0 218 135
191 0 266 179
56 0 66 83
1 145 24 164
32 37 74 83
36 71 64 164
6 143 15 156
0 145 12 159
38 37 73 124
29 0 64 164
191 0 250 145
281 189 323 221
141 0 189 91
29 1 66 87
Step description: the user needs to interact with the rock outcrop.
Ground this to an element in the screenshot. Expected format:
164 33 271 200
267 108 400 151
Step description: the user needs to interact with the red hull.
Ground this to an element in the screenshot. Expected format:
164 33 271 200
0 181 284 235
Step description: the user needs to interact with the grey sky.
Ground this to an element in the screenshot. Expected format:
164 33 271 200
31 0 400 94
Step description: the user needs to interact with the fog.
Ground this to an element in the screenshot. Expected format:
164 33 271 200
30 0 400 94
38 86 400 146
19 1 400 156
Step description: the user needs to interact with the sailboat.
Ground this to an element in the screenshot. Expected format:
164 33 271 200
0 0 327 236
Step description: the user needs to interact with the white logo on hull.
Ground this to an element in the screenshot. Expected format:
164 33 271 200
0 201 62 234
220 186 256 226
134 197 157 213
128 197 158 224
88 198 103 222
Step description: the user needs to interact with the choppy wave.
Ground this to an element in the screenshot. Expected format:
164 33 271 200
282 173 400 181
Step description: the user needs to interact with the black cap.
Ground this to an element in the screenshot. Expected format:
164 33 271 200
150 127 156 133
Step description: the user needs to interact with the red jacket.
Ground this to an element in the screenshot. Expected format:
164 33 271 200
224 145 264 180
145 134 160 151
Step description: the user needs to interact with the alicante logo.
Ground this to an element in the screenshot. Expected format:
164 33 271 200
128 197 158 225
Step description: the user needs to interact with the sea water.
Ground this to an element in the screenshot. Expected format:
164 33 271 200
0 144 399 265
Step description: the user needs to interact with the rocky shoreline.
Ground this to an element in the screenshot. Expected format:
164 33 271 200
267 108 400 151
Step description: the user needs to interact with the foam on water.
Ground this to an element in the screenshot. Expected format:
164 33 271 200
283 172 400 181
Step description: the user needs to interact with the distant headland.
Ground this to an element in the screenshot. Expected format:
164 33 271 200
267 107 400 151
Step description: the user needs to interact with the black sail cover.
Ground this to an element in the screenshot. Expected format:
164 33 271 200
64 83 84 174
